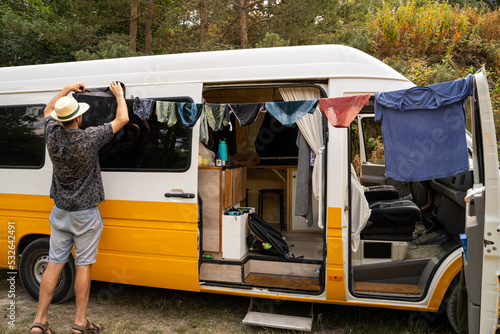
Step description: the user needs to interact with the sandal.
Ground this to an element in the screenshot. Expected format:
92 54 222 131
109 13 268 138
72 320 103 334
31 322 55 334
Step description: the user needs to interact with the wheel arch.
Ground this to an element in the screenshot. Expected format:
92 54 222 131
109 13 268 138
428 255 462 311
18 234 49 257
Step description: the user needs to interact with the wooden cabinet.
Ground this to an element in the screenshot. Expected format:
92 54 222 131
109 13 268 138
198 166 247 252
225 167 247 207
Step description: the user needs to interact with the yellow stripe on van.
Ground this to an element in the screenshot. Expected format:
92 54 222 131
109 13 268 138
0 193 200 292
326 207 346 302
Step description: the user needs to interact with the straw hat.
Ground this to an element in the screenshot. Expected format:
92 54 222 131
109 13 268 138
51 96 90 122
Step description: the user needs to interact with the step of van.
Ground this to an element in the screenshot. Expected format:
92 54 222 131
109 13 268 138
242 298 313 332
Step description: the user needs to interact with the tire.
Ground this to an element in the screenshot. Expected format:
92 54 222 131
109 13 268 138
19 237 76 304
445 275 467 334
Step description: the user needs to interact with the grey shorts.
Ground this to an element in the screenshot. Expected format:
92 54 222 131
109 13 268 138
49 206 103 266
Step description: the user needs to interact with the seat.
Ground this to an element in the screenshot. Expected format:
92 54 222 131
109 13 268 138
363 185 399 203
350 166 422 243
361 199 422 241
258 188 284 231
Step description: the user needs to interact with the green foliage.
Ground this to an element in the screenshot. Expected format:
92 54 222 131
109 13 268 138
255 32 290 48
369 1 500 69
73 34 144 61
261 0 374 50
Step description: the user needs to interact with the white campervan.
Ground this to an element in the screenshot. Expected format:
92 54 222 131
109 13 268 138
0 45 498 333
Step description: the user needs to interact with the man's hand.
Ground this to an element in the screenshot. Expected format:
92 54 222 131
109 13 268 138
44 82 86 118
110 81 124 98
66 82 85 94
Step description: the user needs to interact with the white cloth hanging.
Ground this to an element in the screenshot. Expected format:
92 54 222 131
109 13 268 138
279 87 325 228
349 165 372 252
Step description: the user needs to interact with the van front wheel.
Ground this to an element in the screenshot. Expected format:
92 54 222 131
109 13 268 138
19 237 76 304
445 275 466 334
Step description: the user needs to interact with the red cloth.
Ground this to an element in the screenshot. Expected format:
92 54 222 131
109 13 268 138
318 94 371 128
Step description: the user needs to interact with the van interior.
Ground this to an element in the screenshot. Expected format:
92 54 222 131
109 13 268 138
197 83 326 294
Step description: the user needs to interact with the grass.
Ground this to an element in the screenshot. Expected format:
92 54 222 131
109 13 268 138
87 281 455 333
0 269 455 333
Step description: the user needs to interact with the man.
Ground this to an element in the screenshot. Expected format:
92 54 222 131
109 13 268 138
31 81 128 334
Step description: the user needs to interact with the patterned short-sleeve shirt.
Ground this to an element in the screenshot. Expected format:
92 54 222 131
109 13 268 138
45 116 113 211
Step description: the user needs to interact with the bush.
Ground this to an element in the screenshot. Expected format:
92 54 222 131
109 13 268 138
368 1 500 69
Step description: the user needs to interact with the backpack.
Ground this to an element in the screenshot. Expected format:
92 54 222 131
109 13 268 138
246 213 292 258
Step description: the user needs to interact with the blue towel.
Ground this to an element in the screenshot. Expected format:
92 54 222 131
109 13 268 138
264 100 318 127
176 102 204 128
375 75 473 182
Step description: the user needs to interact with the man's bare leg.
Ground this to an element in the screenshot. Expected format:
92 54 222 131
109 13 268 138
72 264 102 333
32 262 65 333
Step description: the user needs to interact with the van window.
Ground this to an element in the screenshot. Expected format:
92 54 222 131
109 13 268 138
99 99 191 171
361 117 384 165
0 105 45 168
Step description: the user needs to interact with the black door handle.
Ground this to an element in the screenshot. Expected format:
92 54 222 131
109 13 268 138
164 192 195 199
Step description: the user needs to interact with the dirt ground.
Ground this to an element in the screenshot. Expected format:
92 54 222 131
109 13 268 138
0 269 455 334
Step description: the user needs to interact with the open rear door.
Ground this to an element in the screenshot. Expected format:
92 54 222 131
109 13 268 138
464 68 500 333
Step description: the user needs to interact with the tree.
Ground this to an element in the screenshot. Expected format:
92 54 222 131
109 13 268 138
237 0 248 48
200 0 208 43
130 1 139 52
145 0 154 54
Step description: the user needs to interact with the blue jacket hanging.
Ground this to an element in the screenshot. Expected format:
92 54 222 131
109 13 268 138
374 75 473 182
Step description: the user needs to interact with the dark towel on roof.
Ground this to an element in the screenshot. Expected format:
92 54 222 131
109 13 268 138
264 100 318 127
229 103 264 126
176 102 204 128
375 75 473 182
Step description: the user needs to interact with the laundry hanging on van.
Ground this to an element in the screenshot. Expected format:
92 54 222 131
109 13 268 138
155 101 177 127
133 97 155 120
318 94 370 128
204 104 230 131
229 103 265 127
176 102 204 128
264 100 318 127
375 75 473 182
198 110 209 145
295 131 314 226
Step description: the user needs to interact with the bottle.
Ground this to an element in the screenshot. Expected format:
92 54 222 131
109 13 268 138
202 254 214 259
218 139 227 162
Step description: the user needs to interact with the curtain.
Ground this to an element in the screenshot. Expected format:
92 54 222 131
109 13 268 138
279 87 325 228
350 165 371 252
